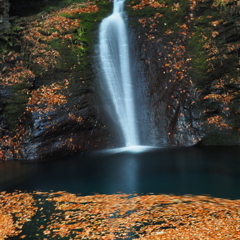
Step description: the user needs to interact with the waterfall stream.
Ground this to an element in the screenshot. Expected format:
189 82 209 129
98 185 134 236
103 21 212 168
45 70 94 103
98 0 139 147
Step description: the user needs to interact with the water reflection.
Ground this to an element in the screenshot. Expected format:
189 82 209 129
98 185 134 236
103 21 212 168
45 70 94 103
106 154 138 193
0 146 240 199
0 161 36 190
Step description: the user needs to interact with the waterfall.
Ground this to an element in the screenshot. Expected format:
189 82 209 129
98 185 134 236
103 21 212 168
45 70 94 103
98 0 139 147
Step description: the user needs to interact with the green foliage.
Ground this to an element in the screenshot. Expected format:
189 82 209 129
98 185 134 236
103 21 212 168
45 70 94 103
0 36 13 54
12 26 22 33
187 29 209 84
35 0 112 104
59 12 73 18
132 6 157 17
213 0 227 9
127 0 189 37
202 128 238 145
3 83 29 132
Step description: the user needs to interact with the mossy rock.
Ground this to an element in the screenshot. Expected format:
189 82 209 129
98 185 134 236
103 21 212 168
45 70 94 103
3 83 30 132
201 128 238 145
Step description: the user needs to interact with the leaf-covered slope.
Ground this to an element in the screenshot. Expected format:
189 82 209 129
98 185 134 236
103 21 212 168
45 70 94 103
0 0 113 160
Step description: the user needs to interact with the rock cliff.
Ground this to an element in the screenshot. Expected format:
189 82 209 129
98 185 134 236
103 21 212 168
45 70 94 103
0 0 114 160
0 0 240 160
127 0 240 146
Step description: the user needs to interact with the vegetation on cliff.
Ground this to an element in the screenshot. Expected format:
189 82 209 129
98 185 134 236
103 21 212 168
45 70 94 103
0 0 112 160
0 0 240 160
126 0 240 145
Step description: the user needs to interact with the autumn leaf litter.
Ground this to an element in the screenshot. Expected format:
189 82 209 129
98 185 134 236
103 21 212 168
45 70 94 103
0 190 240 239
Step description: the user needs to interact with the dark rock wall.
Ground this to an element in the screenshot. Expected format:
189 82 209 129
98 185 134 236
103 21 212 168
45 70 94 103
127 0 240 146
130 29 202 147
0 0 10 32
0 1 113 160
1 0 240 161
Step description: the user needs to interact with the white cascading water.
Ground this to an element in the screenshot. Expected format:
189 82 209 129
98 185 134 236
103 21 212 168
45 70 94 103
99 0 139 147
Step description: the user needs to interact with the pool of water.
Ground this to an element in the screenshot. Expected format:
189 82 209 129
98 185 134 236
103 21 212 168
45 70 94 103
1 146 240 199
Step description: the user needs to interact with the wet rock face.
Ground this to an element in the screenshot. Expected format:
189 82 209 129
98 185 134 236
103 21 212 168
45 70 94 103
127 0 240 147
0 0 114 160
20 103 110 160
192 1 240 146
0 62 111 160
130 29 202 147
0 55 113 160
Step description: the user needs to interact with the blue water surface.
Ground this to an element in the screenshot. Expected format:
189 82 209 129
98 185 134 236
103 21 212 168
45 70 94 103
1 146 240 199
